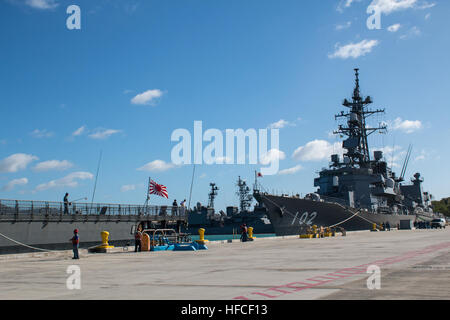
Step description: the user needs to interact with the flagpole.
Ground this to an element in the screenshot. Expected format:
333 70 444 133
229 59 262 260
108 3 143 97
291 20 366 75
144 177 151 208
188 164 196 210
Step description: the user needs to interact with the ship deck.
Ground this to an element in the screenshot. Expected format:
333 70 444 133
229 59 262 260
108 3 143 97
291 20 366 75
0 199 188 223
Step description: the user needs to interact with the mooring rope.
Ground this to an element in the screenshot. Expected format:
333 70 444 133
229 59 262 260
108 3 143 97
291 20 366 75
0 231 58 253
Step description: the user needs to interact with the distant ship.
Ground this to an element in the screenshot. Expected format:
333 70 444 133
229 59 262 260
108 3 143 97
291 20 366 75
183 177 273 235
254 69 438 236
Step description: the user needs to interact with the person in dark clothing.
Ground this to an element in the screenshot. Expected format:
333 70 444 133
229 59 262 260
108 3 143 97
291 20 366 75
134 229 142 252
63 193 71 214
240 223 248 242
70 229 79 259
172 199 178 216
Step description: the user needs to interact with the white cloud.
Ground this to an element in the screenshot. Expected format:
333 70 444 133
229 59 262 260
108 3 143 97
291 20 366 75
336 21 352 30
31 129 54 138
387 23 401 32
425 13 431 20
131 89 164 105
267 119 295 129
137 160 175 172
121 184 136 192
369 0 417 14
259 149 286 166
368 0 436 14
391 117 422 133
88 129 122 140
399 26 421 40
25 0 59 10
0 153 38 173
328 40 379 59
33 160 74 172
337 0 363 12
278 165 303 175
415 154 426 161
72 126 86 137
34 172 94 192
292 140 343 162
2 178 28 191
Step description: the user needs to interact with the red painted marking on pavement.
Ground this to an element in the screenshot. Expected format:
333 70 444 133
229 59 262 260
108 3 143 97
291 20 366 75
251 292 280 298
231 241 450 300
267 287 294 294
279 282 315 291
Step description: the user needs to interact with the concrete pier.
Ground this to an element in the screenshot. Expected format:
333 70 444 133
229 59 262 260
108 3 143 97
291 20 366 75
0 228 449 300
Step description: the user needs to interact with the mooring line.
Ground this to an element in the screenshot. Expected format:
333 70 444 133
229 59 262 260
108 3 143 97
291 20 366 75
0 231 57 253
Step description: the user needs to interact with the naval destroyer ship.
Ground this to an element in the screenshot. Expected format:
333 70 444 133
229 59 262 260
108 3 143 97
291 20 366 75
254 69 437 236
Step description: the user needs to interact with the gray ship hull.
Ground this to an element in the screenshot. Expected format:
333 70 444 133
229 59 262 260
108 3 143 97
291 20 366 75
0 213 145 254
256 194 417 236
0 210 187 254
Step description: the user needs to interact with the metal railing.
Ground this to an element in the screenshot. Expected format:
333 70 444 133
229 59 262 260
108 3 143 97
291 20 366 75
0 199 187 217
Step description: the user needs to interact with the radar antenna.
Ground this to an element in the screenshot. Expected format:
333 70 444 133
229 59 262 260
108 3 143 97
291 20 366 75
236 176 253 212
208 183 219 209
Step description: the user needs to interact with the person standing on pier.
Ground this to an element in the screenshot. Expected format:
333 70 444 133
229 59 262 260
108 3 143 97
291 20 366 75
134 229 142 252
70 229 79 259
240 223 248 242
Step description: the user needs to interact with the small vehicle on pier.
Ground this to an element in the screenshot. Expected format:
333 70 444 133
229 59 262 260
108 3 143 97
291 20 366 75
430 218 446 229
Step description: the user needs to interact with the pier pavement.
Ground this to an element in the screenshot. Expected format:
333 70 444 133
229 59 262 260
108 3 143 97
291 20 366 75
1 228 449 300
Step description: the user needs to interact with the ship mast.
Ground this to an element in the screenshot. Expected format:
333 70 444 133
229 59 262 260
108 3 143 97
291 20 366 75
207 183 219 209
236 176 252 212
334 68 387 167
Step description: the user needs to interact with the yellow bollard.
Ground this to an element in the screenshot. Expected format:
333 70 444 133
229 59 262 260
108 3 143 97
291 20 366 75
248 227 256 240
371 223 378 232
88 230 114 253
196 228 209 245
98 231 114 249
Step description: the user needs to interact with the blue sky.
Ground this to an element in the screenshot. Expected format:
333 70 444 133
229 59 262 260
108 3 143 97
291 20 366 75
0 0 449 210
